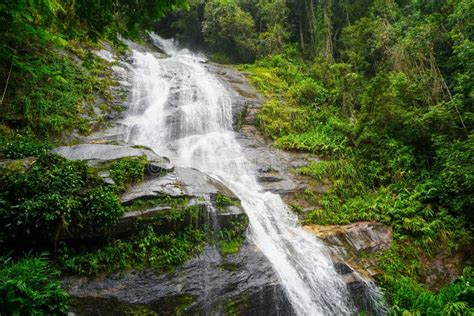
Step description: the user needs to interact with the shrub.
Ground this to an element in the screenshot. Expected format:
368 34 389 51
287 78 329 107
58 226 206 275
1 133 52 159
109 156 147 190
83 186 124 227
0 153 124 248
0 254 69 315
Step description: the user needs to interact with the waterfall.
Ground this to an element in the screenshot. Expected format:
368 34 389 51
122 34 379 315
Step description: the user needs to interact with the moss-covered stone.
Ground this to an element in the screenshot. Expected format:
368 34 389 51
217 217 248 255
213 192 241 213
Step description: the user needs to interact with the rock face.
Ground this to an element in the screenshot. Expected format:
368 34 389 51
304 222 392 279
305 222 393 255
59 40 389 315
64 243 293 315
304 222 392 314
54 143 292 315
118 166 247 237
53 143 172 169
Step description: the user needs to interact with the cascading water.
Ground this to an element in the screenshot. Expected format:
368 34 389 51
123 34 382 315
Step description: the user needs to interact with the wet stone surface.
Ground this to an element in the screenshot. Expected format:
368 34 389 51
64 243 294 316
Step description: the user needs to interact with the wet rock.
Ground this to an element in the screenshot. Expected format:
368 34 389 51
334 262 353 275
305 222 391 315
119 167 246 236
53 143 175 175
64 243 294 316
53 143 144 164
121 167 236 203
304 221 390 277
206 63 263 128
145 156 174 176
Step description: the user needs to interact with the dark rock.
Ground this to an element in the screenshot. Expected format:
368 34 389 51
64 243 294 316
118 167 246 236
334 262 353 275
145 156 174 176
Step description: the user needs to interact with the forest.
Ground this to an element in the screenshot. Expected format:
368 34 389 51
0 0 473 315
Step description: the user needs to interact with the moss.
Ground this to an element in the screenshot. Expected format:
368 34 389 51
214 193 241 213
216 217 248 255
220 262 240 271
237 112 243 130
124 196 189 213
0 158 35 175
225 294 250 315
169 294 195 315
218 239 243 255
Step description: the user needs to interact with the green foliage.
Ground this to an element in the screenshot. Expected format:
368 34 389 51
109 156 147 190
435 135 474 220
0 153 124 248
214 193 240 212
241 1 473 311
276 127 348 157
1 132 52 159
203 0 257 62
0 0 186 145
83 186 123 227
287 78 329 107
58 226 206 275
380 260 474 315
0 254 69 315
217 217 248 255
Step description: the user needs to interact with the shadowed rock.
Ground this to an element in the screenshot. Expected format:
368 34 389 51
64 243 294 315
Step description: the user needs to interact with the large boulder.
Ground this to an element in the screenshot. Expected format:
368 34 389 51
53 143 291 315
118 167 247 237
304 222 392 314
304 222 393 255
63 243 293 315
52 143 174 175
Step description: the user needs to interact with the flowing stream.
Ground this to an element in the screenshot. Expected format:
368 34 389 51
123 35 375 315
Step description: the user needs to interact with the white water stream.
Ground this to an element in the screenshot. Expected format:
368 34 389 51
123 35 370 315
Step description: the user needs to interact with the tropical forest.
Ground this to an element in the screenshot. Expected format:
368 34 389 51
0 0 473 315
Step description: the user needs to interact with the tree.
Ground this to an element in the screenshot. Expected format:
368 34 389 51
202 0 257 62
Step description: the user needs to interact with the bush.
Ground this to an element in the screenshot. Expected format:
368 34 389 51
83 186 124 226
0 153 124 248
109 156 147 190
58 226 206 275
1 133 52 159
287 78 329 107
382 265 474 315
0 254 69 315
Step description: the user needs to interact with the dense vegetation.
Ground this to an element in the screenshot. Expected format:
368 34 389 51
0 1 186 314
1 0 472 314
164 0 473 314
